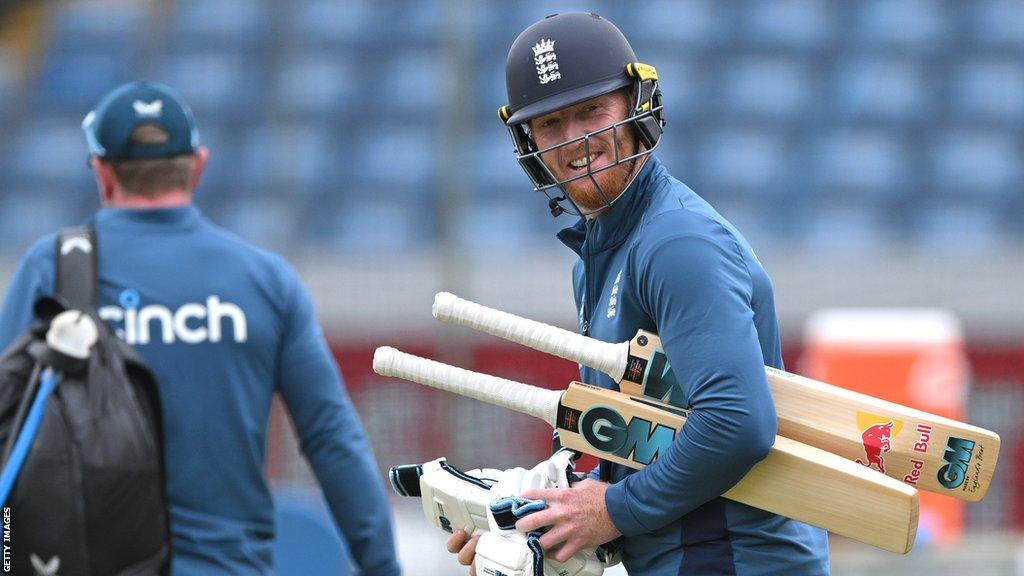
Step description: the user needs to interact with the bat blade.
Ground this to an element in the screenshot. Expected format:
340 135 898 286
374 347 919 554
432 292 999 502
765 367 999 503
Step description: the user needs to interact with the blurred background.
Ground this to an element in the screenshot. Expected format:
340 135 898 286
0 0 1021 573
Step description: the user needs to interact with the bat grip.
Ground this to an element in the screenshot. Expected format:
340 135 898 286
373 347 561 426
433 292 628 381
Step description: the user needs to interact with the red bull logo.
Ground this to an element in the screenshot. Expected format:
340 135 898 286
855 420 895 473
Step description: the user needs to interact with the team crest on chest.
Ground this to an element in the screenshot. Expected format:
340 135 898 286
607 270 622 319
532 39 561 85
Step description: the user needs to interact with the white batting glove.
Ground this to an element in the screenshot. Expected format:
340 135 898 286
389 457 501 535
490 448 579 500
476 509 610 576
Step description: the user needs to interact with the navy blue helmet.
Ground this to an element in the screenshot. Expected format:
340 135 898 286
499 13 665 216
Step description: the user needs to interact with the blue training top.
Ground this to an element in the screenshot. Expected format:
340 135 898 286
556 156 830 575
0 206 400 575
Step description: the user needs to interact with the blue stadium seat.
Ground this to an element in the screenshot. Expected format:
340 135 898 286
929 130 1020 199
459 200 549 250
949 58 1024 124
49 1 144 47
810 128 911 198
854 0 948 51
12 117 90 182
40 1 138 107
970 0 1024 48
740 0 835 50
503 3 634 37
645 0 732 48
356 124 437 192
214 197 302 253
832 58 930 122
159 52 264 118
472 138 524 193
379 51 444 119
37 50 127 107
317 199 425 250
696 128 789 197
651 136 691 180
171 0 269 48
233 122 341 196
473 55 509 124
800 203 891 253
913 202 1002 253
0 191 81 249
383 0 443 44
192 124 240 192
232 126 274 193
653 56 707 123
718 57 816 121
274 52 356 116
286 0 375 45
703 199 782 251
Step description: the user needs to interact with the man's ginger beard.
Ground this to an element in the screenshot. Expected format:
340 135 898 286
542 128 638 215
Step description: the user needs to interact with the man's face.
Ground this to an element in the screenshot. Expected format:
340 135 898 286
529 90 637 214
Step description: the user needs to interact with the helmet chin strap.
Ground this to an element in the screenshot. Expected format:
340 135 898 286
549 196 566 217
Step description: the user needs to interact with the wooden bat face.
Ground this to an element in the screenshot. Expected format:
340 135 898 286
551 382 918 554
613 330 998 502
555 383 687 469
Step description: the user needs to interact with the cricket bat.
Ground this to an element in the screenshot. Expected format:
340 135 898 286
373 346 919 554
431 292 1000 502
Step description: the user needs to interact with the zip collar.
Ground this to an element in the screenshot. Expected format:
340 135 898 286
556 155 664 257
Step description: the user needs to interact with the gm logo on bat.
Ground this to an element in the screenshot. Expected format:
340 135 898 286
579 405 676 466
938 436 976 490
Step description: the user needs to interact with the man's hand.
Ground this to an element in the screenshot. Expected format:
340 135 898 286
516 479 621 563
446 529 480 575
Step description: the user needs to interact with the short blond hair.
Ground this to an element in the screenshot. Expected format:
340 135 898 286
109 124 193 197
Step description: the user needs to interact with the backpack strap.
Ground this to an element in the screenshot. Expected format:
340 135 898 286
55 226 98 311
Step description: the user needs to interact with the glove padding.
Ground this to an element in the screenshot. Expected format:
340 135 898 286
475 497 608 576
390 451 619 573
390 458 502 535
490 448 578 500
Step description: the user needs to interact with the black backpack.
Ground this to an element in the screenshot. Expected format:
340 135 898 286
0 227 171 575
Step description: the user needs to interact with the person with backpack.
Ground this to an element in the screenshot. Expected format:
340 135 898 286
0 81 401 575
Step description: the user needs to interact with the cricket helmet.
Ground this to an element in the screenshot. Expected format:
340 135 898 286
499 13 665 216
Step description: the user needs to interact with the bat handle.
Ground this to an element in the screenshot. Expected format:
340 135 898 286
373 347 561 426
432 292 628 381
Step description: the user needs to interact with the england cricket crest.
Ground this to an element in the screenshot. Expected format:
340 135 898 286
607 270 622 319
532 39 561 84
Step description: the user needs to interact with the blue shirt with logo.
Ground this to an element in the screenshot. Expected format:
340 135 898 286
0 206 400 575
556 156 830 575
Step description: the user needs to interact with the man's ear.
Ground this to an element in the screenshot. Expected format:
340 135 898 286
90 158 118 204
188 146 209 192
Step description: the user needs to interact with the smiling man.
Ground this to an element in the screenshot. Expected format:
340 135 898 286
528 89 639 215
448 12 831 576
